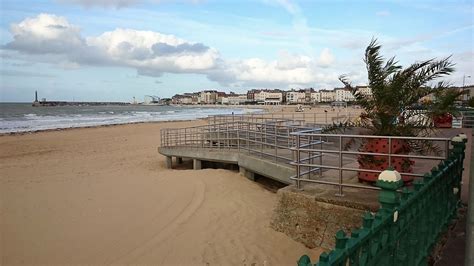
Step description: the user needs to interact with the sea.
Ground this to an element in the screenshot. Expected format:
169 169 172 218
0 103 262 134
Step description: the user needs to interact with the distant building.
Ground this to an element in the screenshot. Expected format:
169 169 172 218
228 94 247 105
355 86 373 97
458 85 474 102
254 90 283 105
286 88 315 104
246 89 257 101
335 88 355 102
199 90 218 104
170 84 375 106
304 88 315 103
216 92 228 104
311 92 321 103
286 90 306 104
172 93 197 105
320 89 336 102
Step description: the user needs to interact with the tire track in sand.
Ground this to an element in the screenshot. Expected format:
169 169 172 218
105 177 206 265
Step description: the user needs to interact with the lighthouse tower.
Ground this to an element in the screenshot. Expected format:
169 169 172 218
32 91 40 106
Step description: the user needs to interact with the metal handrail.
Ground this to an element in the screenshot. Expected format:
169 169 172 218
160 119 451 195
207 111 359 125
290 132 450 196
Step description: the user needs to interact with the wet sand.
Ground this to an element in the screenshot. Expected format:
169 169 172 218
0 119 322 265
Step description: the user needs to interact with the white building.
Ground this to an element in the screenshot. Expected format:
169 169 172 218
310 92 321 103
219 97 229 105
228 94 247 105
335 88 355 102
320 90 336 102
198 90 218 104
286 90 306 104
172 94 193 105
180 96 193 104
254 90 283 105
356 86 373 97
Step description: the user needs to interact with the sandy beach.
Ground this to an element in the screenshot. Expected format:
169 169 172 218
0 119 323 265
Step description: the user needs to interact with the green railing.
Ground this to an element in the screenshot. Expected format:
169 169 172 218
298 135 467 266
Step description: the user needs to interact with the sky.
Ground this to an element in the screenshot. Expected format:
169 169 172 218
0 0 473 102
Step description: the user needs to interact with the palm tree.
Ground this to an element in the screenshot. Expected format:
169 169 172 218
335 39 459 182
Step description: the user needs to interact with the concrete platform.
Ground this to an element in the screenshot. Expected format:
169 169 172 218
158 146 294 185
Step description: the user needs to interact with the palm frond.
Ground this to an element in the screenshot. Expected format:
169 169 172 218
337 38 456 157
407 139 443 156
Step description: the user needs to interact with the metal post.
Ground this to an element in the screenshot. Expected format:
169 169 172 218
445 139 450 159
337 135 344 196
237 122 240 152
296 134 301 189
247 122 250 154
275 124 277 162
319 136 323 177
388 137 392 168
261 123 264 158
309 135 313 179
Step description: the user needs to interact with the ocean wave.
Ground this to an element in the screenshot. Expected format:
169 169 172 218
0 107 263 133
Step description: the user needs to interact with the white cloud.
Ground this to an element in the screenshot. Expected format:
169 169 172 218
58 0 203 8
87 28 219 72
5 13 85 54
376 10 391 17
58 0 141 8
206 52 341 88
3 14 220 77
273 0 301 15
2 13 362 89
318 48 334 67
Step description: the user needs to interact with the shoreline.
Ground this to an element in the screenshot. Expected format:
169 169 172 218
0 118 207 137
0 105 267 136
0 105 360 136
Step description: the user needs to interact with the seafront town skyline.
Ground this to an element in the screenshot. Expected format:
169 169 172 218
168 86 372 105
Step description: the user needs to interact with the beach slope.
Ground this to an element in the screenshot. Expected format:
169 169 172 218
0 121 321 265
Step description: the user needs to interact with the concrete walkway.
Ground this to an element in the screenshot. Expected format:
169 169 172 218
435 129 472 266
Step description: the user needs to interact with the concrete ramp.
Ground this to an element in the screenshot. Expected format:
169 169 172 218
158 147 294 185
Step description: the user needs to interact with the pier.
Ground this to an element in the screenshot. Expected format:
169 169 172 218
32 90 130 107
32 101 130 107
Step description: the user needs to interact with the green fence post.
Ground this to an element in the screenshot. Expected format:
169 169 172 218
297 255 312 266
376 169 403 214
317 252 330 266
376 169 404 266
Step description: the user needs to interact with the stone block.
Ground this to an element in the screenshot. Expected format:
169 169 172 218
271 185 378 249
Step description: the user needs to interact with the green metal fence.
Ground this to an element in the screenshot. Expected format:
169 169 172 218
298 136 467 266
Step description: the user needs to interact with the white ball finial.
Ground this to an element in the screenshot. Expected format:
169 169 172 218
452 136 463 143
378 169 402 182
